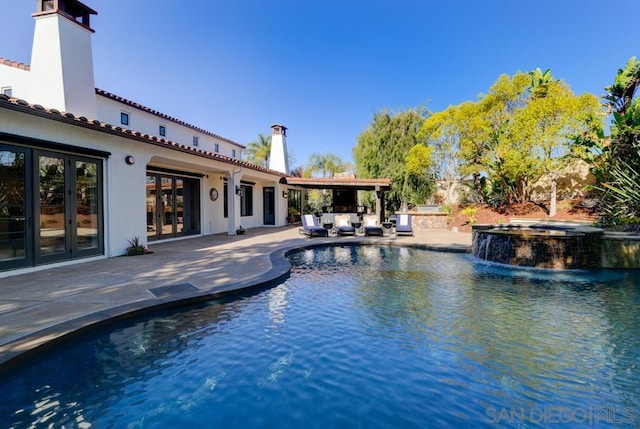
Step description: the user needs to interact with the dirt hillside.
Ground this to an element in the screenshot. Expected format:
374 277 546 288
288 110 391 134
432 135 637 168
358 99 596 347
447 199 598 232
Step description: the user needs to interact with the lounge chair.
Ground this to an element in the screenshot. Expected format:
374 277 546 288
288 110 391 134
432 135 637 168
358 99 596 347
395 214 413 236
301 214 329 237
333 214 356 236
363 214 383 236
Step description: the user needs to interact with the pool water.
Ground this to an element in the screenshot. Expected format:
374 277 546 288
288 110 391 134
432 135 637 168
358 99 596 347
1 245 640 428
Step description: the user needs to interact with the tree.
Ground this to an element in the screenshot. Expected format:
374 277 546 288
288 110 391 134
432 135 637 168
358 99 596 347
589 57 640 220
511 75 601 215
403 143 435 206
419 102 488 204
304 153 344 178
353 107 430 211
605 57 640 162
421 72 600 209
244 134 271 167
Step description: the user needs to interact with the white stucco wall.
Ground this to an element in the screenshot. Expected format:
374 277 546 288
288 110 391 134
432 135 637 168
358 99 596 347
95 96 243 158
0 108 286 261
0 65 30 98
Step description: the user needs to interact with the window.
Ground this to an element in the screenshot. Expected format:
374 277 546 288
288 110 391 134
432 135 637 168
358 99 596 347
120 112 129 126
159 125 166 137
232 149 237 158
214 143 219 153
1 87 12 97
193 136 199 147
241 184 253 216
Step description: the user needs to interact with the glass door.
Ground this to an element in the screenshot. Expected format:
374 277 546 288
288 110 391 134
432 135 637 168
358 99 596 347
0 146 103 271
36 152 103 265
37 153 68 263
74 159 101 256
0 146 32 271
146 175 157 241
147 172 200 241
160 176 175 239
263 187 275 225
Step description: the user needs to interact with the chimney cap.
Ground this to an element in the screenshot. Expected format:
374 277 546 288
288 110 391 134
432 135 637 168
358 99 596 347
36 0 97 30
270 124 287 136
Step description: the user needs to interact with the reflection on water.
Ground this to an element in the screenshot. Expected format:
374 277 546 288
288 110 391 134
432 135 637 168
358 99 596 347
1 246 639 428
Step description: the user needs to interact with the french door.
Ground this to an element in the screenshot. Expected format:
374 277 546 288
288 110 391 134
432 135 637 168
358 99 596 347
146 173 200 241
0 144 103 271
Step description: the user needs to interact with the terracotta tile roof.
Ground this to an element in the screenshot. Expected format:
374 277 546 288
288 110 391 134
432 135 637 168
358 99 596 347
0 57 31 71
96 89 245 148
0 57 243 148
0 94 285 177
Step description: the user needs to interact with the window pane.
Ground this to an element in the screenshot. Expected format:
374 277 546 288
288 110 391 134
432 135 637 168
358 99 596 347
176 178 184 235
241 185 253 216
161 177 174 236
147 175 157 240
76 161 99 250
0 151 26 261
39 155 66 256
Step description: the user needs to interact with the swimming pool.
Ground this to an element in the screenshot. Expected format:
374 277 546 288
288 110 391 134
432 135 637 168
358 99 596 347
1 245 639 427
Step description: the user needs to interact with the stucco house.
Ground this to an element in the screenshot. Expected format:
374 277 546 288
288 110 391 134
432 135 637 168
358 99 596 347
0 0 295 275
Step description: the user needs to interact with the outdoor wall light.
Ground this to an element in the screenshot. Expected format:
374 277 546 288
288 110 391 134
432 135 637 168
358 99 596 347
235 185 243 196
125 155 135 165
282 191 288 198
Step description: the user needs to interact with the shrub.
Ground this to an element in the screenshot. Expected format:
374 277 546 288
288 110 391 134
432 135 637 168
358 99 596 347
460 206 478 224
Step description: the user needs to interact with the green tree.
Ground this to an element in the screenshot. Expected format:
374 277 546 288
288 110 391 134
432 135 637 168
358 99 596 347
304 153 344 178
420 102 489 203
353 107 430 211
510 75 601 214
421 71 600 209
403 143 435 206
588 57 640 220
244 134 271 167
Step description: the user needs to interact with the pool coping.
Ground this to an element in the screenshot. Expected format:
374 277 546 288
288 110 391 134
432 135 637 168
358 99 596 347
0 237 470 370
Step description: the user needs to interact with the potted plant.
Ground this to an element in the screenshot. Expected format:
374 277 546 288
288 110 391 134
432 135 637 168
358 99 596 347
126 236 151 256
287 207 298 224
236 225 246 235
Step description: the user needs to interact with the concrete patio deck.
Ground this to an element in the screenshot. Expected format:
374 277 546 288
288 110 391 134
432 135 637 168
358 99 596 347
0 226 471 367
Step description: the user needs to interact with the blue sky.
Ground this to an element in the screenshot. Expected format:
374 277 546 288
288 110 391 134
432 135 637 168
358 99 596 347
2 0 639 168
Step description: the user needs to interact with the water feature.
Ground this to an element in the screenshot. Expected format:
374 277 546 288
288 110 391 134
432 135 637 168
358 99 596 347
472 223 604 269
1 245 639 427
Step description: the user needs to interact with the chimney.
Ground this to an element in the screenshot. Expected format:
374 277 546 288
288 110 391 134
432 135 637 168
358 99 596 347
26 0 98 117
269 124 289 174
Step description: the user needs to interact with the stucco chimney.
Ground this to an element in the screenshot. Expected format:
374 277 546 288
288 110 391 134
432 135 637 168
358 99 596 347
27 0 98 117
269 124 289 174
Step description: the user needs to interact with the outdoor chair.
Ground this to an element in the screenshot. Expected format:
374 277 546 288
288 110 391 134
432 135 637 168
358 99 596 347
395 214 414 236
333 214 356 236
301 214 329 237
363 214 384 236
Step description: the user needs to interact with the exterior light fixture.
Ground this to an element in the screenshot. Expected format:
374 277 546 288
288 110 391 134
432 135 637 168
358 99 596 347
125 155 135 165
283 191 288 198
235 185 243 196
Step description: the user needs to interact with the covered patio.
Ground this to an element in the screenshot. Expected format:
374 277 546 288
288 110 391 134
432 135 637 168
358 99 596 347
280 176 392 223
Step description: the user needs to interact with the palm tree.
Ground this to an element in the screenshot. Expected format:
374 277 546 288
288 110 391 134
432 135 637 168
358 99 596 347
528 68 553 99
244 134 271 167
304 153 344 178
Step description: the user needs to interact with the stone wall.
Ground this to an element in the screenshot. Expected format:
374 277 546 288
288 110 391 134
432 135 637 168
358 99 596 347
601 233 640 269
406 213 449 229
